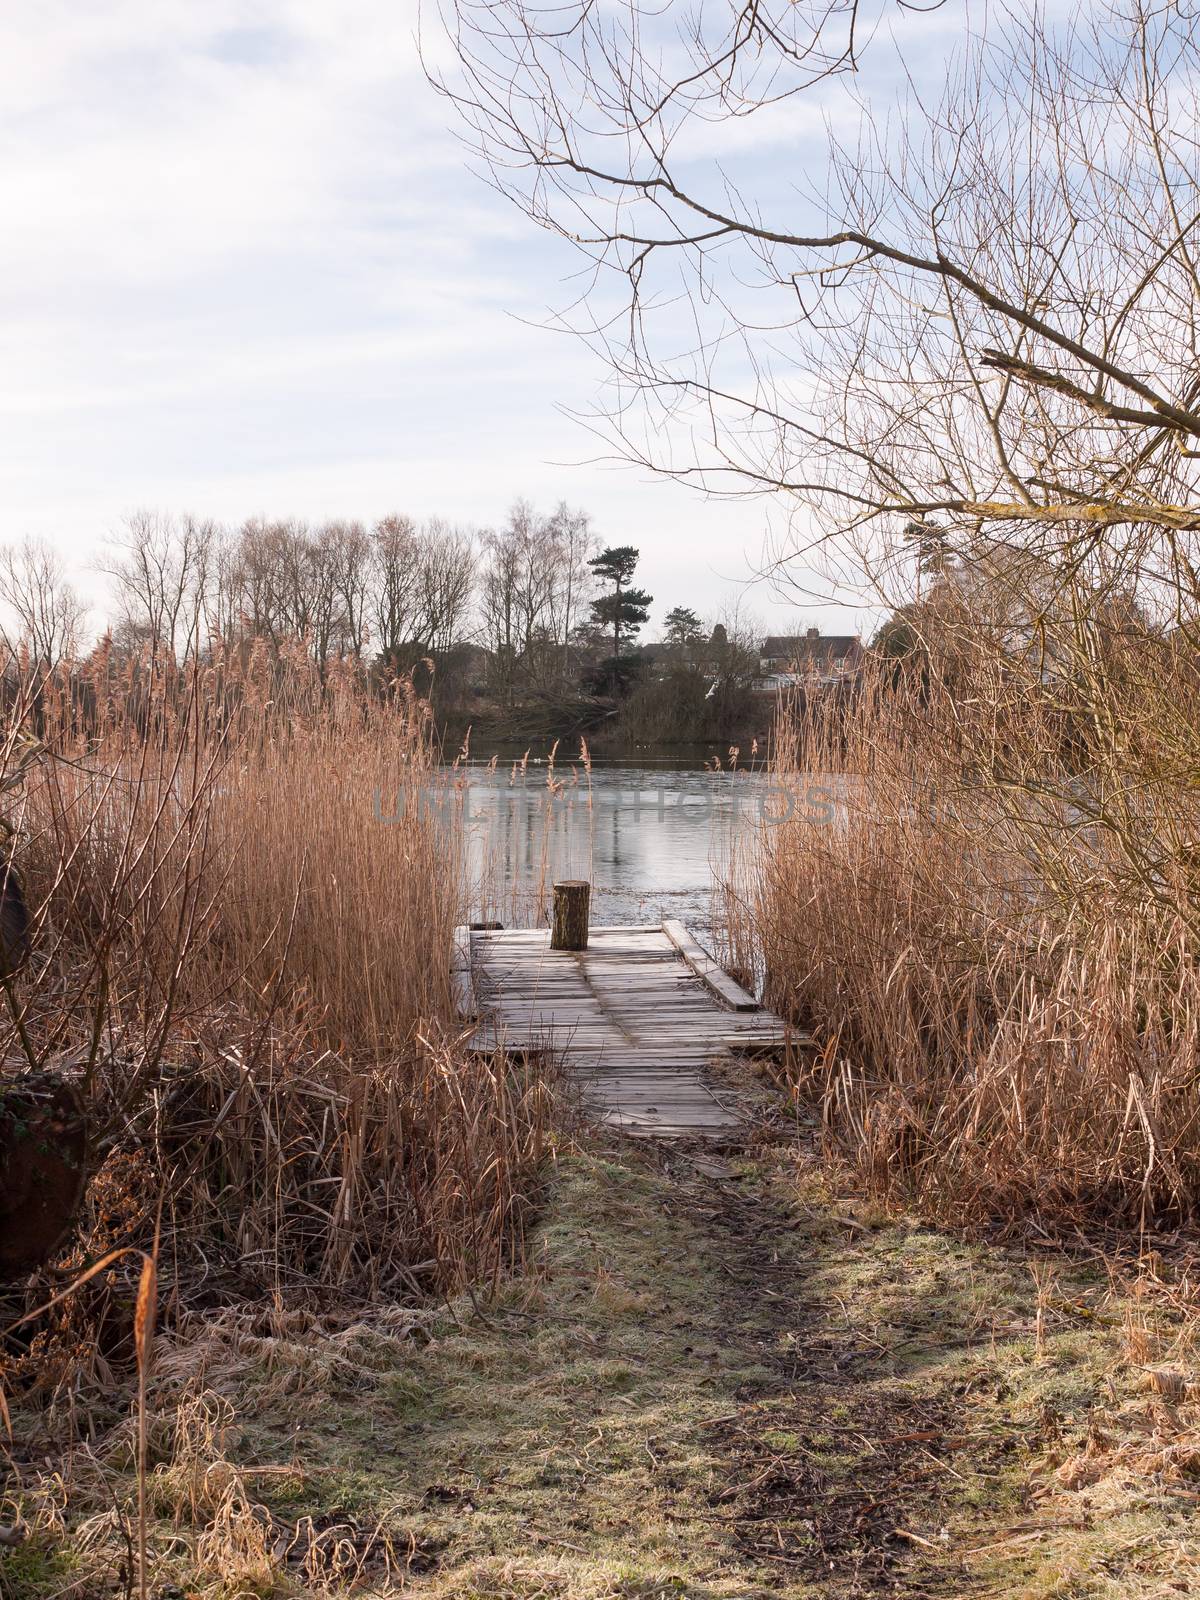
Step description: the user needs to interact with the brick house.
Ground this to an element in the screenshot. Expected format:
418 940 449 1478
755 628 863 691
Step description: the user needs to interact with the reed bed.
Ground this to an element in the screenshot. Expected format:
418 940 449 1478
746 628 1200 1229
1 646 551 1420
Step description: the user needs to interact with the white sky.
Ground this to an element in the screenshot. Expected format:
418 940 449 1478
0 0 964 639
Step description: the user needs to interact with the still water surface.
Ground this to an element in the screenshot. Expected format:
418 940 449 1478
450 754 776 931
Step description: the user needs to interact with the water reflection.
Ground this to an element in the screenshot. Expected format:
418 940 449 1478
452 756 771 929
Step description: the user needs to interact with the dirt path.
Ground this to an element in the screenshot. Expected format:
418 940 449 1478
181 1130 1196 1599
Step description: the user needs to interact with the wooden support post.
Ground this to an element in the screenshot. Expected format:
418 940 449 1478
550 879 591 951
451 926 476 1019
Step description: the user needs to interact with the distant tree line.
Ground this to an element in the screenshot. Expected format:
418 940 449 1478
0 503 767 744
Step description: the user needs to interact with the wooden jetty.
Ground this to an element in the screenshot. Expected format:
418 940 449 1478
455 919 799 1137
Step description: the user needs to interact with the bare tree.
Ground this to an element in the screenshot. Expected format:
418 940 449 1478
437 0 1200 924
0 537 86 668
372 514 423 664
439 1 1200 615
272 521 319 645
304 525 344 677
479 501 559 700
219 519 349 673
479 499 597 700
217 514 476 675
544 500 596 686
479 519 523 702
326 520 373 661
219 518 282 645
416 519 476 654
104 511 217 660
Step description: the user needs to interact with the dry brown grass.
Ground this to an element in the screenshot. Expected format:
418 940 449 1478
746 625 1200 1230
1 643 551 1424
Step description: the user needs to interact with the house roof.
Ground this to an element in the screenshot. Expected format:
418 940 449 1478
761 633 861 662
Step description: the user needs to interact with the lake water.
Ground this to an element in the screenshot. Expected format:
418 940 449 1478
446 754 777 934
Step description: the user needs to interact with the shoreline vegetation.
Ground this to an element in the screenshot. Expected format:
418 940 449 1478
0 648 551 1596
751 624 1200 1232
9 0 1200 1579
7 0 1200 1587
2 610 1200 1597
0 509 784 755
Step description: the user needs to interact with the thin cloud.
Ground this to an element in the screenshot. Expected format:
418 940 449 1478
0 0 873 634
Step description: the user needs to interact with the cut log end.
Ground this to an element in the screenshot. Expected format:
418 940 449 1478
550 880 591 951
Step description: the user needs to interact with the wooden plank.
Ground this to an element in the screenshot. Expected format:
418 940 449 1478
467 920 795 1138
715 1034 808 1052
660 920 760 1012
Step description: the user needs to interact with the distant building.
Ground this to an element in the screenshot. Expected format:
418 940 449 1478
755 628 863 692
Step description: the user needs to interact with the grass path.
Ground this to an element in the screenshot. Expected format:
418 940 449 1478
193 1133 1195 1600
11 1130 1198 1599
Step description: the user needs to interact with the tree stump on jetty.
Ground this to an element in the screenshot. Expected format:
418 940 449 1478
551 880 591 951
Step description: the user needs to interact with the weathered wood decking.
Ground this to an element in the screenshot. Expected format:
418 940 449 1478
457 921 798 1137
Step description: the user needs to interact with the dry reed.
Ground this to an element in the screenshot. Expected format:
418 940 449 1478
745 626 1200 1228
1 644 551 1419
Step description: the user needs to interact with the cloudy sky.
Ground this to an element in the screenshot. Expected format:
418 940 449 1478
0 1 958 637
